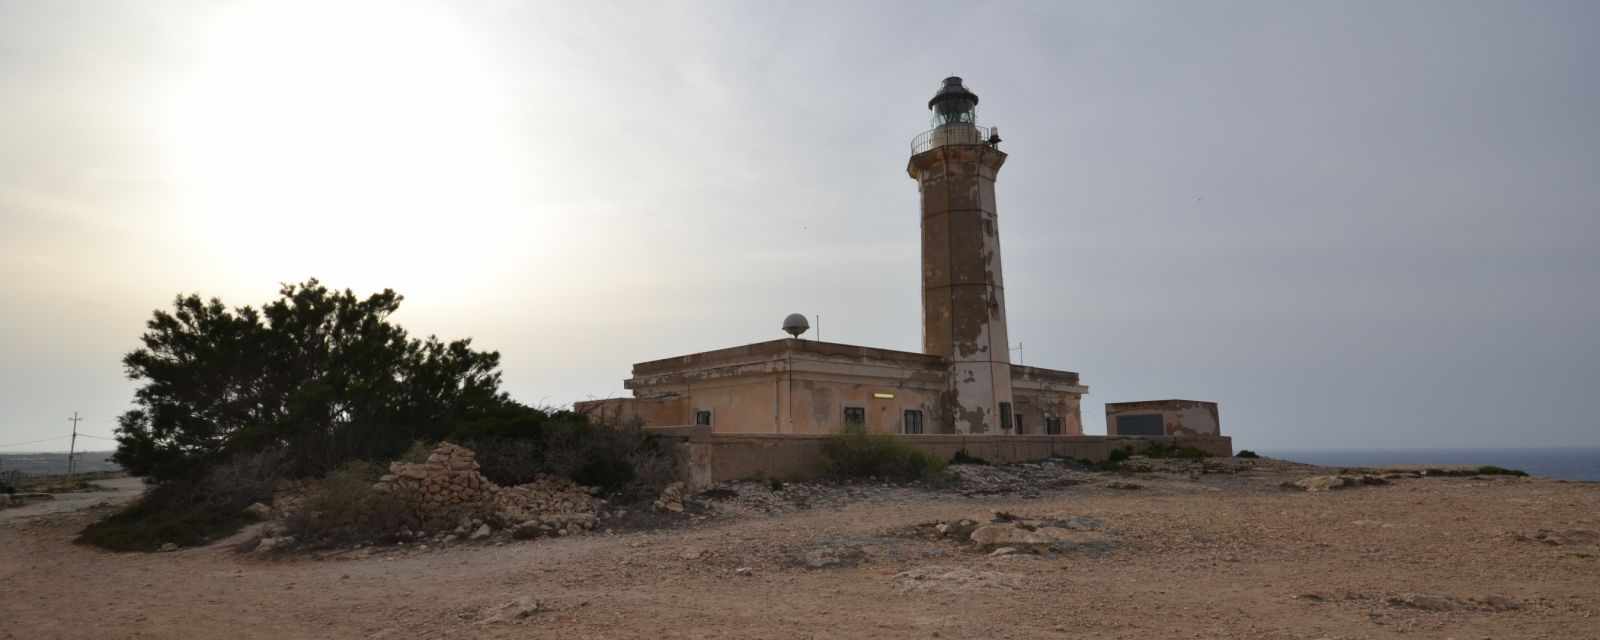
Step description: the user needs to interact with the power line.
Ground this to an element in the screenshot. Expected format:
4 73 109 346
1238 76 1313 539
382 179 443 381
0 435 71 449
76 434 118 441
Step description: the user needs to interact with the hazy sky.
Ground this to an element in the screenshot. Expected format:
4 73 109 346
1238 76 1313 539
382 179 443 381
2 0 1596 453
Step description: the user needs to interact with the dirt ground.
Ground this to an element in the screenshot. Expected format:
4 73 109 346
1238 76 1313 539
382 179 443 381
0 476 144 521
3 462 1598 640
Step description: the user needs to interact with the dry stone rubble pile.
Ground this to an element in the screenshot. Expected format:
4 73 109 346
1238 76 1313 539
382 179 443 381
373 442 599 535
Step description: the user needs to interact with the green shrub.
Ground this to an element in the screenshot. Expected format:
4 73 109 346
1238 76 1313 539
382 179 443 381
1141 442 1209 460
1474 465 1528 477
77 480 243 551
1107 447 1133 464
397 441 432 464
113 281 508 483
282 461 417 547
950 448 990 466
821 424 948 482
77 450 282 551
1236 449 1260 459
460 413 673 502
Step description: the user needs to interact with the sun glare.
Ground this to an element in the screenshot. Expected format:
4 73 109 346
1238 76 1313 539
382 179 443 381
160 2 533 302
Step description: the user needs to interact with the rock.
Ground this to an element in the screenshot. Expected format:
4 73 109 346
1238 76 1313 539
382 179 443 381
159 542 178 552
243 502 273 520
1061 516 1104 530
971 524 1046 547
443 534 459 544
735 567 754 576
969 524 1080 548
893 565 1025 593
1525 528 1600 546
1284 475 1389 492
799 546 867 569
989 546 1021 557
654 482 687 513
478 597 545 625
1386 593 1459 611
471 524 492 540
1104 481 1143 490
1474 594 1521 611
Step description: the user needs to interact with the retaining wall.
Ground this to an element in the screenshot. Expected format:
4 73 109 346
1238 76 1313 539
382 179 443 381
646 426 1232 489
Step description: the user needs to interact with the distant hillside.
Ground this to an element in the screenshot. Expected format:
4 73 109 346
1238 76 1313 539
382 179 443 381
1 452 122 475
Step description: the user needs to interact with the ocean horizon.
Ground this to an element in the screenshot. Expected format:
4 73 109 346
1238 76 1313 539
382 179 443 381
1260 447 1600 482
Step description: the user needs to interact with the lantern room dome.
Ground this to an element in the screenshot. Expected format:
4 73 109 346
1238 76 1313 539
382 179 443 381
927 76 979 129
927 76 979 110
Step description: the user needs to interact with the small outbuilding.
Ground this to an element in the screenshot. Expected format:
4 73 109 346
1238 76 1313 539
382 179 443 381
1104 400 1220 437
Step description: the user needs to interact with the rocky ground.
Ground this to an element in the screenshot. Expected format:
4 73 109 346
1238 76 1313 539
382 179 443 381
3 457 1598 639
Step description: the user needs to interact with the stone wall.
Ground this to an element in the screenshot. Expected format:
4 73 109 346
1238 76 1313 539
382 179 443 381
647 427 1233 489
374 442 598 534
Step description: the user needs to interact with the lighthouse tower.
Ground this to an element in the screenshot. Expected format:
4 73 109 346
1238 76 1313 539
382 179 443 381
908 77 1014 434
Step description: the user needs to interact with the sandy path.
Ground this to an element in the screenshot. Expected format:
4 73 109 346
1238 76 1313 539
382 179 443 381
3 472 1597 639
0 476 144 522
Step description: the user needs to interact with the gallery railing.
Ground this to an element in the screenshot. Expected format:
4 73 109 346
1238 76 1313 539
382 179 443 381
909 124 995 154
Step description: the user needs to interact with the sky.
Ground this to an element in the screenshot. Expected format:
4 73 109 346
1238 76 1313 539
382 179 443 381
1 0 1596 453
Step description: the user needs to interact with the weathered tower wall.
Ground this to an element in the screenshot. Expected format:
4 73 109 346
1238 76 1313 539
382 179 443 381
909 139 1013 434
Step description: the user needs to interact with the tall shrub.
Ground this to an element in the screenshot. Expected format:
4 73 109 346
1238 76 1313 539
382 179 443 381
821 424 947 481
113 280 508 482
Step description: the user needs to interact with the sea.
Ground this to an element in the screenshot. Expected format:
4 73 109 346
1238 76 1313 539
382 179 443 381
1260 448 1600 482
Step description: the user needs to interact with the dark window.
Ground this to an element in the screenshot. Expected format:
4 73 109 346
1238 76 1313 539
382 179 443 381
999 402 1013 432
903 409 924 435
843 406 866 427
1014 414 1025 434
694 410 712 426
1046 417 1063 435
1116 414 1164 436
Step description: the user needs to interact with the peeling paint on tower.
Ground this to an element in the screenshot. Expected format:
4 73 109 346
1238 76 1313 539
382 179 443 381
908 78 1014 435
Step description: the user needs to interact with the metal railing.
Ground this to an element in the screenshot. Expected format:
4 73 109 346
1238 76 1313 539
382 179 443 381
910 124 994 154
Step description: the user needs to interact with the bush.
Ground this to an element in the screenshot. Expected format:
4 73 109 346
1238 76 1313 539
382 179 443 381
1236 449 1260 459
77 450 283 551
1108 447 1133 464
282 461 416 547
1475 465 1528 477
458 411 673 502
113 280 511 483
1140 442 1209 460
397 441 432 464
822 424 948 482
950 448 990 466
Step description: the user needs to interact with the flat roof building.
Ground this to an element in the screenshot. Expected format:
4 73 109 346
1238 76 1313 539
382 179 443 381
1105 400 1221 437
579 77 1089 436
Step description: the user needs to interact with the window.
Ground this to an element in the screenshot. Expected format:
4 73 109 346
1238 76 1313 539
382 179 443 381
843 406 866 427
1046 417 1063 435
1014 414 1025 434
1116 414 1164 436
903 409 924 435
998 402 1013 432
694 410 712 426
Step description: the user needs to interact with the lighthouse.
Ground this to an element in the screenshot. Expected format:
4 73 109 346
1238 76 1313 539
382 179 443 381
908 77 1014 434
582 76 1096 444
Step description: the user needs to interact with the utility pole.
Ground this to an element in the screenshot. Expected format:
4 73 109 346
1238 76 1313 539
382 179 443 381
67 412 82 477
1010 342 1024 366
